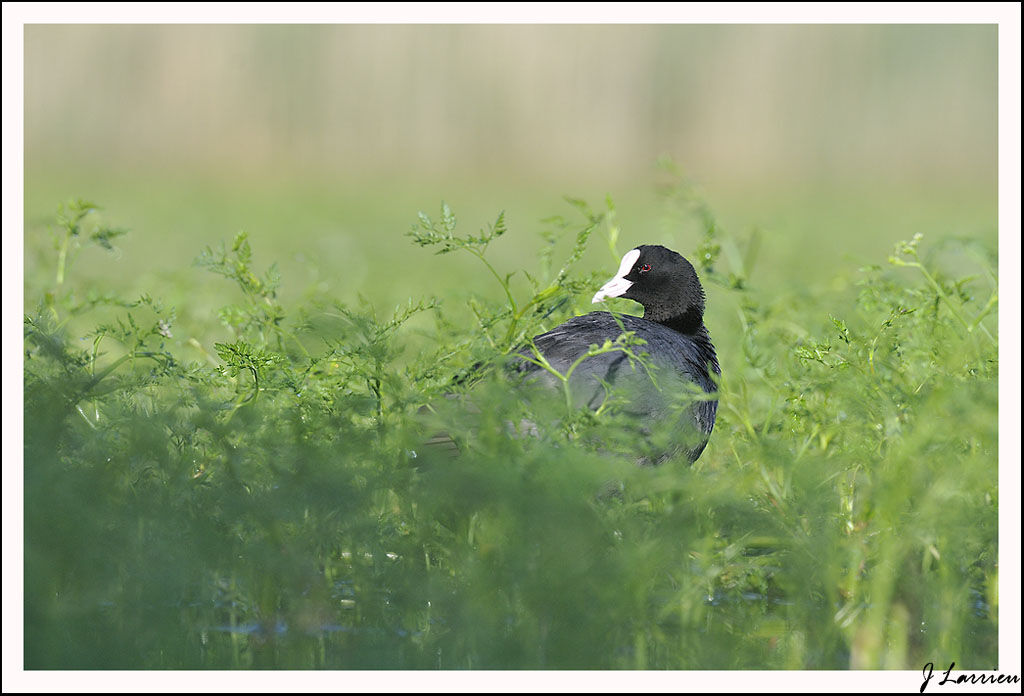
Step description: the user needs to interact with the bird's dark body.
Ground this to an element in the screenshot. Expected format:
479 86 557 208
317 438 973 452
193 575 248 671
515 311 720 463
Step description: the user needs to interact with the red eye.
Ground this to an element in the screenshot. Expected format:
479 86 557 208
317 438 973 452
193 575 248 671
639 264 652 273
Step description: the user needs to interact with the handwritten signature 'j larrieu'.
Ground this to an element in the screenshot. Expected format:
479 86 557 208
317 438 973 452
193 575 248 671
921 662 1020 692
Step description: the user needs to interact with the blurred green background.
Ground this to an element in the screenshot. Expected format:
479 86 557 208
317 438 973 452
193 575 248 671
24 23 997 317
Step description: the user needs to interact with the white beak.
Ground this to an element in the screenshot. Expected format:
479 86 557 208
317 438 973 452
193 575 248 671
592 248 640 303
592 277 633 303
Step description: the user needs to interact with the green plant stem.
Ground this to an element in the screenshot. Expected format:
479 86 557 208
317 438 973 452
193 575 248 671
55 231 71 288
894 257 996 346
471 248 518 317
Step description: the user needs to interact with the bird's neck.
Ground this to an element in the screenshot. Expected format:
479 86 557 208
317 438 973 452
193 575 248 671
646 305 705 335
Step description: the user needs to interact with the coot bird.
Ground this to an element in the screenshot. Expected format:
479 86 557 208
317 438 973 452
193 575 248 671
514 245 719 463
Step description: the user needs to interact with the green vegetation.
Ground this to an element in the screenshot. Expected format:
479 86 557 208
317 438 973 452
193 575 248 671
23 179 997 669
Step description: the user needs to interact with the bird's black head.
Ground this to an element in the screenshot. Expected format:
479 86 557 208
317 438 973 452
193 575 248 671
592 244 706 333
